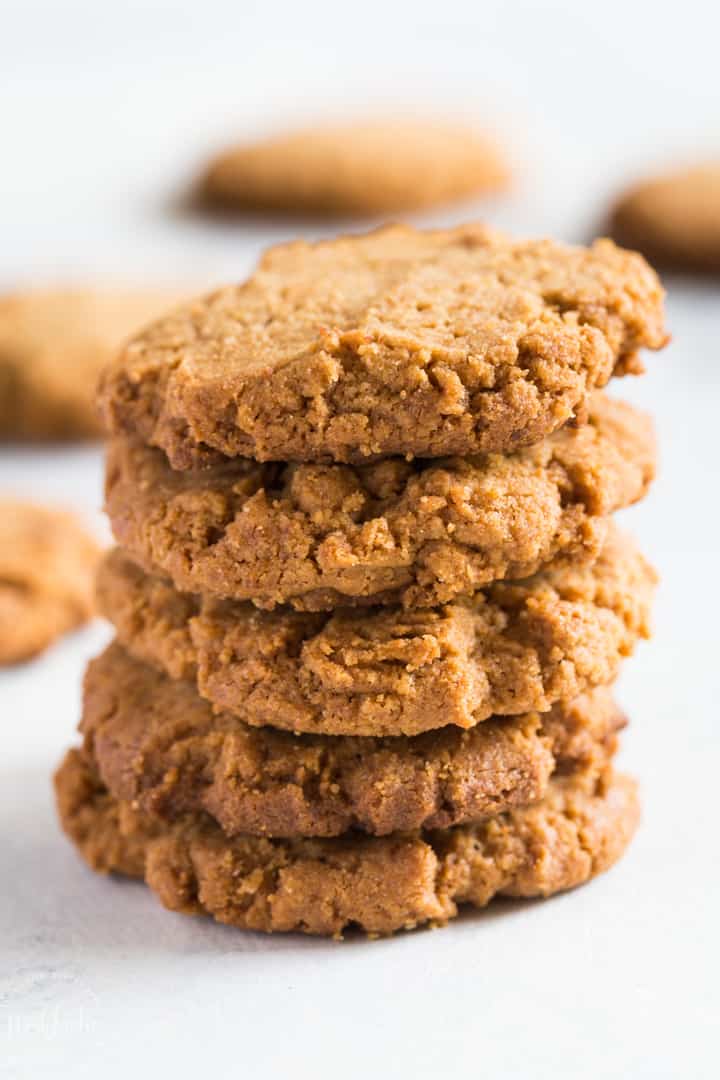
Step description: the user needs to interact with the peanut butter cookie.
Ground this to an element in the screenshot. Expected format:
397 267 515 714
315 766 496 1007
610 164 720 273
97 224 666 467
82 642 622 838
0 289 183 440
97 528 655 736
0 499 101 664
198 118 508 217
55 747 639 937
105 394 655 610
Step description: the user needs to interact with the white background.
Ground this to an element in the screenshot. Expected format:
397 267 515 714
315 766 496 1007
1 1 719 1077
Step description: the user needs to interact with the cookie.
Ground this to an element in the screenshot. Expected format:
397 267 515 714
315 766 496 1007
0 288 184 440
197 118 509 217
97 224 666 467
82 642 622 838
97 528 655 737
610 164 720 273
105 394 655 611
55 747 639 936
0 499 101 664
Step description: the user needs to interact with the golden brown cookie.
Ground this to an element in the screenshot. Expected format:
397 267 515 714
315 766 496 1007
0 289 183 440
105 394 655 611
198 118 509 217
82 642 622 839
55 747 639 937
97 528 655 737
97 224 666 467
610 164 720 273
0 499 101 664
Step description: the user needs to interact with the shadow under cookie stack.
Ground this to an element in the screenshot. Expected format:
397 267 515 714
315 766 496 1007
55 224 667 937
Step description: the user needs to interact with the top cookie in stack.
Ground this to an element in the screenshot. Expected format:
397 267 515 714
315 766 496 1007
56 224 666 937
97 223 665 467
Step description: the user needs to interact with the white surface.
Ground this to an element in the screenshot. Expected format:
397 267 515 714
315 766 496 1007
1 2 719 1077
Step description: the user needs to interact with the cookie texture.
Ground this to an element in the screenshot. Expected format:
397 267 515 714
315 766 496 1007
105 394 655 610
198 118 508 217
0 499 101 664
55 748 639 936
0 289 183 440
610 164 720 273
97 528 655 736
82 642 622 838
97 224 666 467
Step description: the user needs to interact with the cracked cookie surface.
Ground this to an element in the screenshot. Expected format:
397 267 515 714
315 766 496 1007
105 393 655 610
82 642 622 838
98 527 655 736
55 747 639 936
97 224 666 467
0 499 101 664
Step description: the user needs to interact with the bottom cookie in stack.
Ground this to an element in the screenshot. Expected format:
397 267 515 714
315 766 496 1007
54 643 638 937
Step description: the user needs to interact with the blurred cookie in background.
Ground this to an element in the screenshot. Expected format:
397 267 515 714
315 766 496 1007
0 499 102 664
197 117 509 217
0 289 185 441
610 164 720 273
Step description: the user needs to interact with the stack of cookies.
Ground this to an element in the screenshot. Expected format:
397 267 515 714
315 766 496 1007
55 224 666 937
